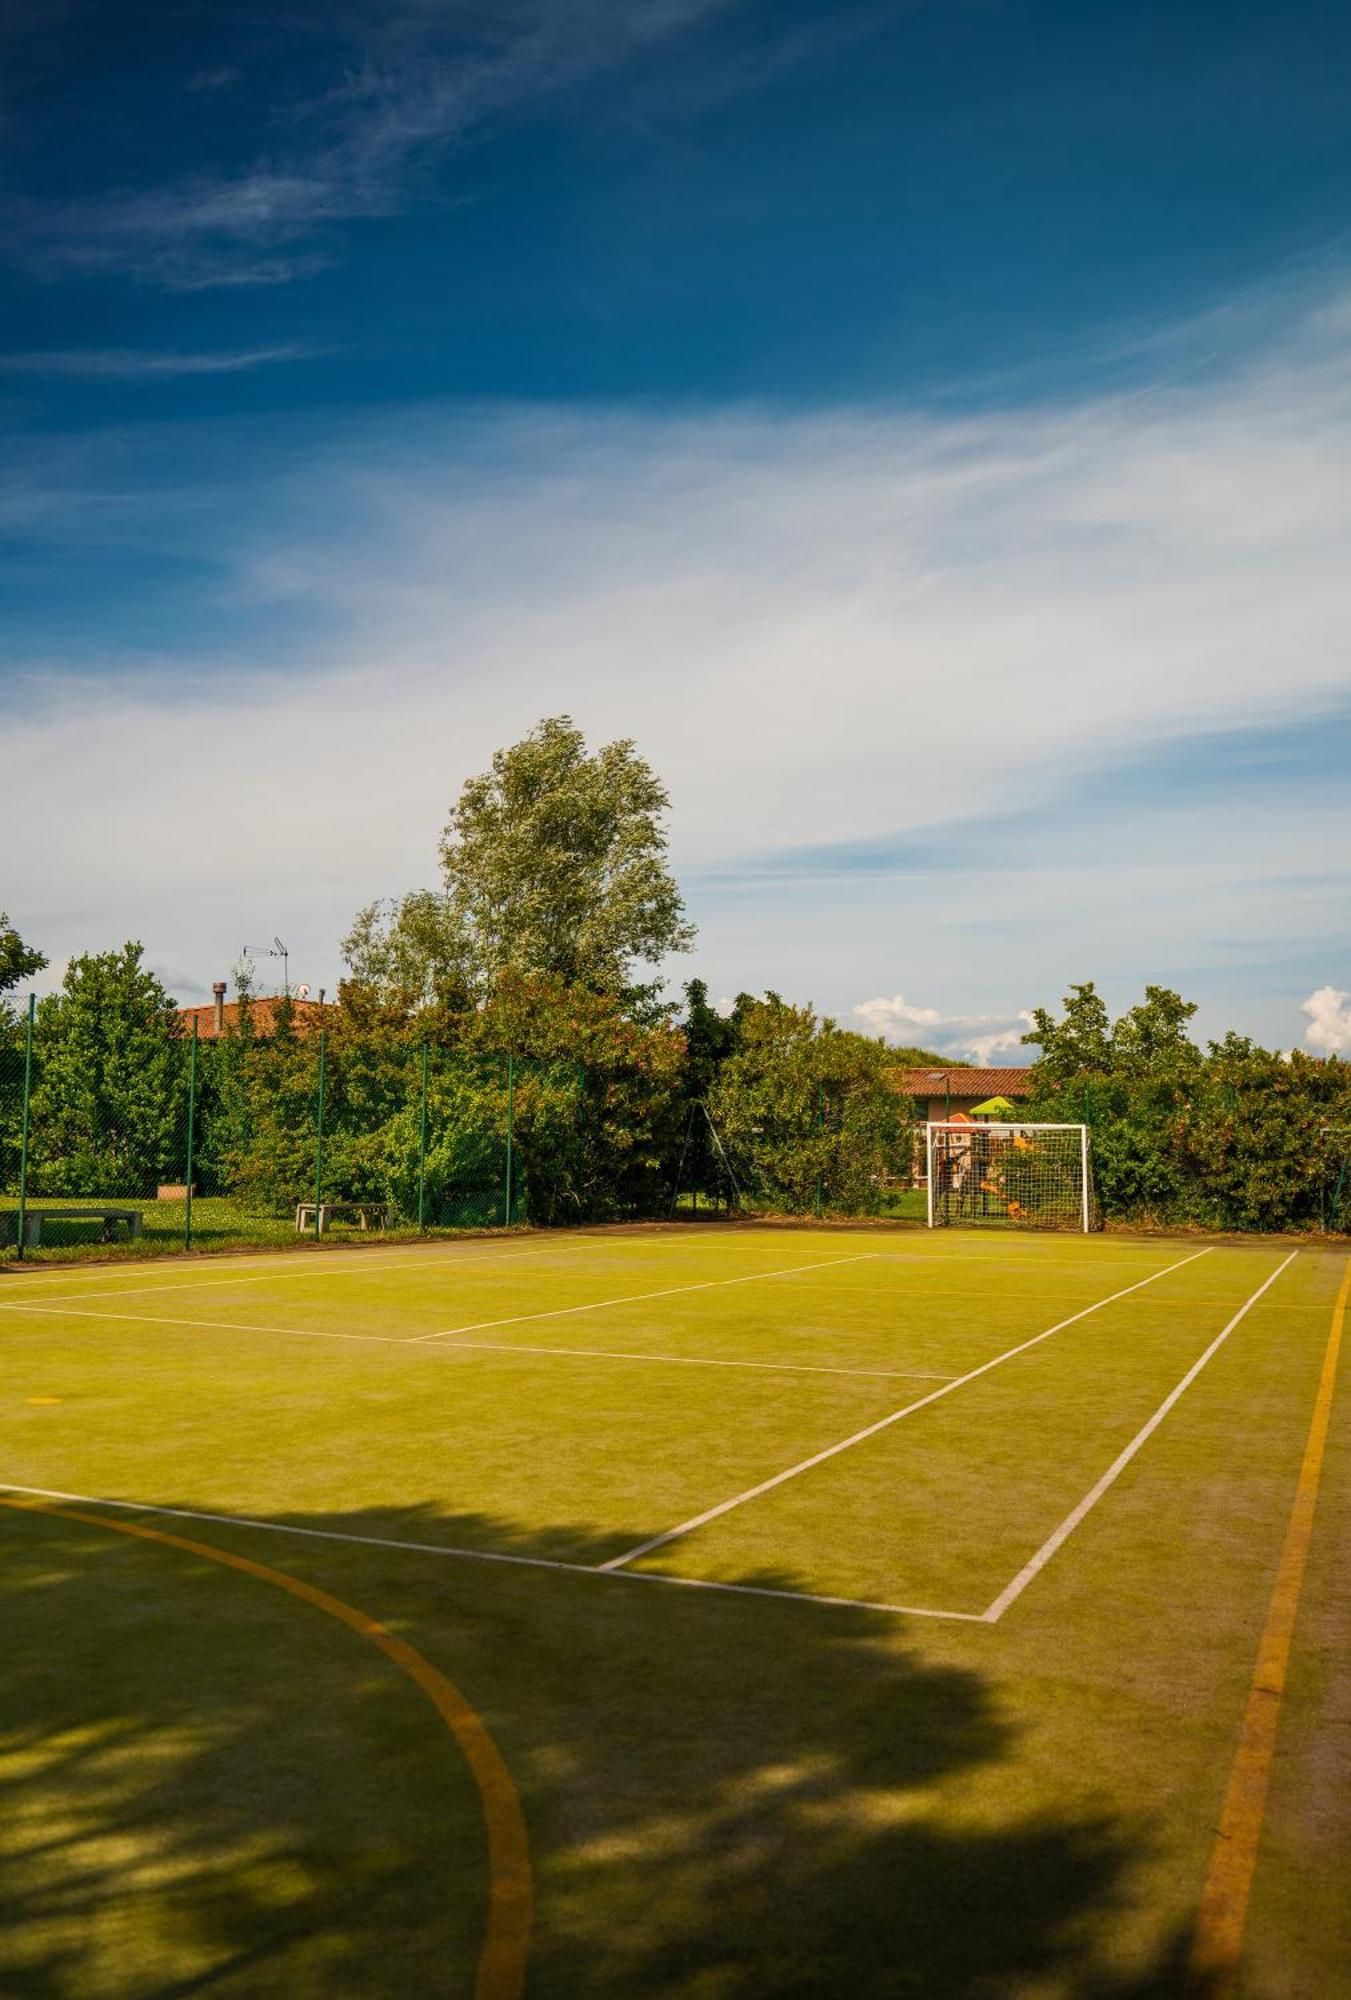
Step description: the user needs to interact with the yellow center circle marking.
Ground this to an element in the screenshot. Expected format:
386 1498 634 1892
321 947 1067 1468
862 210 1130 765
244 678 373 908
0 1495 532 2000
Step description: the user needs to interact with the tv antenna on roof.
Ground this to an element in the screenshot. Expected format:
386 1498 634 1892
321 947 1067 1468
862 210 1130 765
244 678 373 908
242 936 290 996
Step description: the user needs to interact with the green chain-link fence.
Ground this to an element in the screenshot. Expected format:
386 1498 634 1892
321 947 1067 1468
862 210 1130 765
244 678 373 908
0 1006 681 1261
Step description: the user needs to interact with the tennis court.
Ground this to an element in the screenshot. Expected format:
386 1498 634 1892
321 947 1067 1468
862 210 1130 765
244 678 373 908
2 1224 1347 1997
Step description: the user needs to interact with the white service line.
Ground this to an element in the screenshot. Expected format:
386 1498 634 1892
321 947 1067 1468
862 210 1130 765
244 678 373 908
982 1249 1300 1622
0 1482 981 1623
410 1252 882 1343
1 1295 950 1383
599 1246 1215 1572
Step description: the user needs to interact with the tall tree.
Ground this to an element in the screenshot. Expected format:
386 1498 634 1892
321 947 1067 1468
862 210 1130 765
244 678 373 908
440 715 694 999
682 979 742 1100
344 717 694 1014
26 944 184 1195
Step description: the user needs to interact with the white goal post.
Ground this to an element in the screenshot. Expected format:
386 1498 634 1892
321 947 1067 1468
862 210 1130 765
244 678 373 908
925 1122 1093 1233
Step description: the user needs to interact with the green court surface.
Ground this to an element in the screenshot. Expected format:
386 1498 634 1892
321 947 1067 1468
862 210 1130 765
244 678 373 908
1 1225 1347 1997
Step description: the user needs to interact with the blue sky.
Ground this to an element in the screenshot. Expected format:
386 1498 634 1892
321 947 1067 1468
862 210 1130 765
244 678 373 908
3 0 1350 1057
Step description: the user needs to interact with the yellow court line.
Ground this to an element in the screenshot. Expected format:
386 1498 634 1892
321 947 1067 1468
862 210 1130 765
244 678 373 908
1184 1254 1349 1999
0 1494 532 2000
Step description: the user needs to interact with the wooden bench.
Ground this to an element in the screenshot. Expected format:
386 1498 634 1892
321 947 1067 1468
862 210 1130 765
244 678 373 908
294 1202 394 1236
0 1206 144 1249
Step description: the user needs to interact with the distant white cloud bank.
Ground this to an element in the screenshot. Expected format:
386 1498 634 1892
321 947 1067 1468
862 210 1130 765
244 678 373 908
1303 986 1351 1055
854 995 1036 1065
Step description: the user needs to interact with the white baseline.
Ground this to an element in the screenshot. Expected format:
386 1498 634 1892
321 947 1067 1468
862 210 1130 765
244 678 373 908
0 1482 981 1623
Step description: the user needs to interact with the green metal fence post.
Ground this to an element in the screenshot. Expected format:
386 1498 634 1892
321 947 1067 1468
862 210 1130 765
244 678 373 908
313 1028 327 1240
815 1079 824 1218
15 994 35 1262
503 1052 515 1227
417 1042 429 1232
184 1016 199 1251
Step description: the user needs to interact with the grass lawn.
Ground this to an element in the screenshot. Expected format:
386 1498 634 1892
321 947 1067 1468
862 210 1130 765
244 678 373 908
1 1225 1346 1996
0 1195 523 1264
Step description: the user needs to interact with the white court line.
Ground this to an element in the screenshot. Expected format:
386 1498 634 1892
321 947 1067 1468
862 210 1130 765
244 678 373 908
0 1232 1186 1306
1 1296 953 1383
0 1226 831 1309
430 1338 954 1382
982 1249 1300 1622
410 1252 881 1344
600 1247 1214 1572
0 1482 982 1623
4 1302 414 1346
0 1237 599 1310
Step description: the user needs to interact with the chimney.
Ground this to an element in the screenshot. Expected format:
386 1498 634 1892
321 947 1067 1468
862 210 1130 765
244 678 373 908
212 981 227 1036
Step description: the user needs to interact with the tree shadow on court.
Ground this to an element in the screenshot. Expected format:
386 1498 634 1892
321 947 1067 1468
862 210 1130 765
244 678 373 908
0 1496 1205 1999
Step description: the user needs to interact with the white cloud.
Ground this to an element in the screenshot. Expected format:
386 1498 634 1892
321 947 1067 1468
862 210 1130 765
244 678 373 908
853 994 944 1035
3 290 1350 1036
854 998 1035 1065
963 1019 1037 1066
1303 986 1351 1055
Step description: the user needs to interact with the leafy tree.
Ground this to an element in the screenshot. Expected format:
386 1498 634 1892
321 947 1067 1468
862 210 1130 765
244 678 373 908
1023 982 1112 1084
0 912 46 1000
340 889 474 1019
1025 980 1351 1228
1173 1039 1348 1231
441 715 694 1001
346 718 694 1016
26 944 184 1196
709 995 909 1215
1111 986 1201 1077
682 979 741 1100
379 1061 509 1225
465 972 686 1222
670 980 748 1208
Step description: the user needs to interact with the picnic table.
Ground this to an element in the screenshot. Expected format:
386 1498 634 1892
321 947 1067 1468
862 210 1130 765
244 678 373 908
294 1201 394 1236
0 1206 143 1249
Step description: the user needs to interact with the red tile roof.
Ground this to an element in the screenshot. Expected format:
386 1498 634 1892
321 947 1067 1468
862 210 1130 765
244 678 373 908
888 1066 1035 1098
177 995 332 1041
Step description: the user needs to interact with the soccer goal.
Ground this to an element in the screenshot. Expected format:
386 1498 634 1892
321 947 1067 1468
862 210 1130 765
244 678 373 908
926 1122 1094 1232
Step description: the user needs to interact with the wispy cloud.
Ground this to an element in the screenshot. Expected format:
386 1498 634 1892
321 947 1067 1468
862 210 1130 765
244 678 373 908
186 66 241 96
7 0 738 288
0 345 320 379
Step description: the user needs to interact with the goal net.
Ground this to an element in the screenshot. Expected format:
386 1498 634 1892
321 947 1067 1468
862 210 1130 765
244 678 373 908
926 1122 1093 1231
